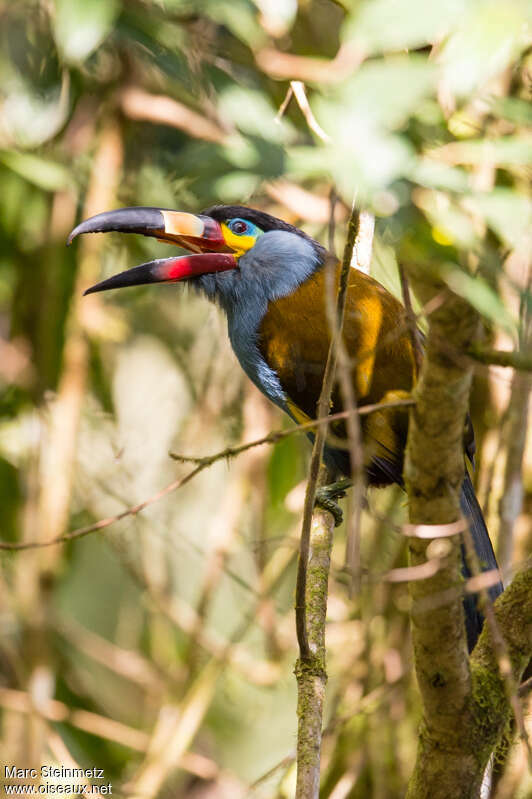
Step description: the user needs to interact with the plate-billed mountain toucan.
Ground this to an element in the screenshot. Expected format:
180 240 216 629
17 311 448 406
68 204 502 650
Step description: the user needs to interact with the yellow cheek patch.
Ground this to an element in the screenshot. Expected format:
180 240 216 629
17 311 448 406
221 223 258 257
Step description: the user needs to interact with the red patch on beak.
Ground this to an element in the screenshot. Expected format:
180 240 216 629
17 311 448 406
157 253 238 281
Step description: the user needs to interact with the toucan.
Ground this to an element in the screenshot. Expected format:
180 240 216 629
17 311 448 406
68 204 503 650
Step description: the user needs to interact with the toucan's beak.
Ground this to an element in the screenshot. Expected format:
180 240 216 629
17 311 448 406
67 206 237 295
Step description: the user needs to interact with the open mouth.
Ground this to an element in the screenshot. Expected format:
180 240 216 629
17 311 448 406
67 206 239 295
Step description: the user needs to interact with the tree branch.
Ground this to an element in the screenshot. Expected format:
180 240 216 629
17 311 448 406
403 266 532 797
0 398 413 553
403 274 481 798
295 205 360 660
467 345 532 372
295 470 335 799
294 205 360 799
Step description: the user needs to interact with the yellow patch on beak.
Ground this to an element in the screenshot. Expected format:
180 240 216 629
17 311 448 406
221 223 258 257
161 211 205 237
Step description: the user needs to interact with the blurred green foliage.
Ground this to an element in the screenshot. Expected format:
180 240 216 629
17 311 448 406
0 0 530 797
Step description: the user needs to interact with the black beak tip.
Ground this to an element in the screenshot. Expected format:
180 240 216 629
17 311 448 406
66 208 167 249
67 223 84 247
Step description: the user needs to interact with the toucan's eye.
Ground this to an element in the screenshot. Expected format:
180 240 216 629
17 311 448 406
222 217 263 254
228 218 250 236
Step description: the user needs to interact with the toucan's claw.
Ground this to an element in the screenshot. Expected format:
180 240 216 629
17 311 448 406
315 494 344 526
315 479 352 527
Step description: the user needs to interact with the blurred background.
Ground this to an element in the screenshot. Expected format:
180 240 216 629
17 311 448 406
0 1 530 797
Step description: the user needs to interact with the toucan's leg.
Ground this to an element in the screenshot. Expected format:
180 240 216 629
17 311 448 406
315 478 353 527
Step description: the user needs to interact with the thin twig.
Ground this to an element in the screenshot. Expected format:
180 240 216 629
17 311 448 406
0 397 415 553
248 753 296 792
328 186 337 255
119 87 226 143
340 206 375 594
290 81 331 142
170 402 414 462
275 84 294 122
254 42 364 83
295 205 361 660
293 205 360 799
497 369 531 572
497 261 532 571
0 687 149 752
518 676 532 698
337 347 365 598
398 264 424 377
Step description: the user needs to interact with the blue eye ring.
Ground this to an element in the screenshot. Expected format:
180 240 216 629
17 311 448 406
228 218 251 236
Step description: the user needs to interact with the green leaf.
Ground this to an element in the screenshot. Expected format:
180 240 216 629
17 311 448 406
439 0 528 97
53 0 121 63
490 97 532 126
316 56 436 131
204 0 266 48
463 190 532 250
429 136 532 166
213 171 260 201
408 159 470 193
298 57 435 200
1 75 70 149
414 188 477 248
289 134 414 203
342 0 466 54
441 264 517 334
0 150 72 192
219 86 294 142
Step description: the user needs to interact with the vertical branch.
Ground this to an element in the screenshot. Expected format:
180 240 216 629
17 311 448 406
295 205 360 658
295 476 335 799
340 209 375 595
294 206 360 799
325 187 367 593
351 210 375 274
336 340 365 596
328 187 338 255
497 261 531 574
398 264 424 377
497 371 531 573
403 268 499 797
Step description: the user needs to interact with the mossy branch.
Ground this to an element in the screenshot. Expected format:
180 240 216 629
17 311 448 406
403 267 532 798
295 469 335 799
404 276 477 799
467 345 532 372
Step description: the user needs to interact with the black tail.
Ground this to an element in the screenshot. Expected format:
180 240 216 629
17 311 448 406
460 471 503 651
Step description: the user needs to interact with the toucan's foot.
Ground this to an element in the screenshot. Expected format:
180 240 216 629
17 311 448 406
315 478 352 527
315 495 344 526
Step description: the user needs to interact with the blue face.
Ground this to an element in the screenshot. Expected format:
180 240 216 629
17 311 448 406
222 217 265 256
226 218 263 237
